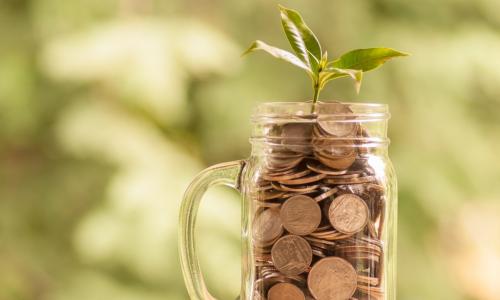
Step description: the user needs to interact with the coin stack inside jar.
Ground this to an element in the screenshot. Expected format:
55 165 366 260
252 103 386 300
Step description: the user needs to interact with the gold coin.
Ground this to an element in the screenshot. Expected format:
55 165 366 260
306 161 348 175
307 257 357 300
280 123 313 151
278 172 326 185
267 282 305 300
315 102 358 137
315 143 357 158
253 208 283 246
315 151 356 170
263 169 311 182
357 275 380 287
271 235 312 276
280 195 321 235
328 194 369 235
314 188 338 202
324 176 375 185
317 120 358 138
266 156 304 170
273 182 320 193
258 190 286 201
357 284 384 298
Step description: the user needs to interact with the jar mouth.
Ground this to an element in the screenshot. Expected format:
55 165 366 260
251 101 390 123
249 137 390 149
250 101 390 148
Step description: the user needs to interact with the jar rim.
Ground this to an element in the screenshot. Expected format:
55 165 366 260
251 101 390 123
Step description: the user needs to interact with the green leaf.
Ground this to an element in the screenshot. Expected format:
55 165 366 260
320 68 363 93
243 40 313 75
320 51 328 69
307 50 320 74
279 5 322 68
329 48 409 72
242 5 409 109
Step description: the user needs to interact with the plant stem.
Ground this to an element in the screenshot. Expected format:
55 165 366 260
311 83 320 114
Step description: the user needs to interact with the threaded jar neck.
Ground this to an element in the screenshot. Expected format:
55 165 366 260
250 101 390 150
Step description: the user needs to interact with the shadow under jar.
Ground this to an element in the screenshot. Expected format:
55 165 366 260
179 102 397 300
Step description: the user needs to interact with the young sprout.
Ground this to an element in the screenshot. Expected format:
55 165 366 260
243 5 409 112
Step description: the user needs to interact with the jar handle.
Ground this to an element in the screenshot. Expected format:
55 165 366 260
179 160 246 300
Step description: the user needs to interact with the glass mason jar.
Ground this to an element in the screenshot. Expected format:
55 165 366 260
179 102 397 300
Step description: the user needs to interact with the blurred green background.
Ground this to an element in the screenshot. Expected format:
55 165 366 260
1 0 500 299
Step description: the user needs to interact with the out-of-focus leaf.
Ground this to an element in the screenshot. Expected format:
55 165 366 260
279 5 322 68
328 48 409 72
41 20 240 127
243 40 312 76
174 20 241 75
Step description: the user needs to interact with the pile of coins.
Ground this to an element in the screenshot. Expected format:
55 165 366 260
251 104 386 300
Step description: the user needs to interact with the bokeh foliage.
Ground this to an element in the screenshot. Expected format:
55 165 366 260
1 0 500 300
